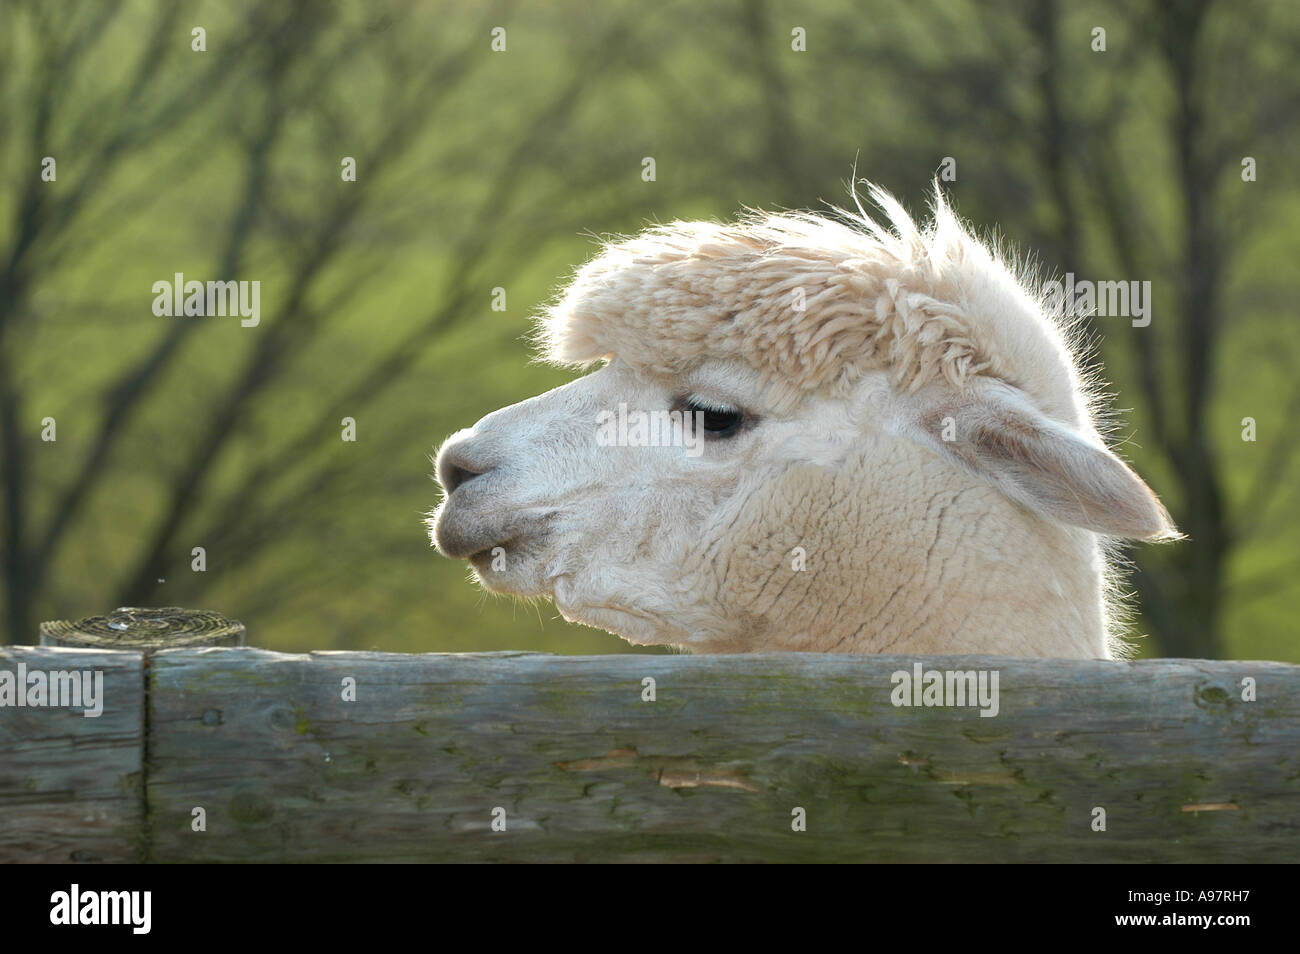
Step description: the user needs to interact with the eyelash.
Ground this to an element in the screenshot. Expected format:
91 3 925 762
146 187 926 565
677 395 748 438
683 394 733 415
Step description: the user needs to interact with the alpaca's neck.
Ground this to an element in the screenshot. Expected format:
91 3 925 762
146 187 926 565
693 449 1111 658
846 510 1110 658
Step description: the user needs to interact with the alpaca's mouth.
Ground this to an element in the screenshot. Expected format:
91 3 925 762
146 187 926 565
431 516 494 560
437 525 520 563
466 541 515 567
431 495 566 601
431 495 554 561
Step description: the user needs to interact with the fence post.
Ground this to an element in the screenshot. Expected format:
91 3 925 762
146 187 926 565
40 606 246 650
0 607 244 862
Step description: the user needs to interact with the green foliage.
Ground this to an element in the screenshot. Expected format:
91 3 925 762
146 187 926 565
1 0 1296 659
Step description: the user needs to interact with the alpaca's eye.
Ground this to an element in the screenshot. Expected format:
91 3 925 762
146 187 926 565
683 398 745 438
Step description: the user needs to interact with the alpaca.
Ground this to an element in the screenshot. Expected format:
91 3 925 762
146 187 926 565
429 183 1178 659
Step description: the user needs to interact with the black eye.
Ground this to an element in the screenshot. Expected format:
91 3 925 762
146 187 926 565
684 398 745 438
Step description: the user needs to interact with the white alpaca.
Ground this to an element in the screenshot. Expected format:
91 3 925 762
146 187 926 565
430 183 1178 659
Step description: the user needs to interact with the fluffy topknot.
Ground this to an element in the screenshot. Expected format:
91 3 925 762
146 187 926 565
537 182 1093 424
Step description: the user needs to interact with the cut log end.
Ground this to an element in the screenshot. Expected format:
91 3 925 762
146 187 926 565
39 606 245 650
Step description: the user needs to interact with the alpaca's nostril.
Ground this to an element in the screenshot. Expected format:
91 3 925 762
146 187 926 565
437 441 492 494
444 461 485 494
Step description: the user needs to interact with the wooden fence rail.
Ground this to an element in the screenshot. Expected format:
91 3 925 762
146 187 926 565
2 608 1298 862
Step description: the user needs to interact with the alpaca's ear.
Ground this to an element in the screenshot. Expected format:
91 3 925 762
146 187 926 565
911 383 1179 540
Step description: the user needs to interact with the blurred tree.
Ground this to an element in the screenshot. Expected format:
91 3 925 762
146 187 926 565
0 0 737 648
810 0 1300 658
2 0 1297 660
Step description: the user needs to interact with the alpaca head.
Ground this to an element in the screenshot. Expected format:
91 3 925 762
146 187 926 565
430 183 1178 658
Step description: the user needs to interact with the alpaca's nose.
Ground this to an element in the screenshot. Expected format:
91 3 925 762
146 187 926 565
436 436 493 494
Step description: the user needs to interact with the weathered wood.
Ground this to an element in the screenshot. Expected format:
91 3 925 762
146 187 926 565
40 606 245 650
144 650 1300 862
8 617 1298 864
0 648 144 863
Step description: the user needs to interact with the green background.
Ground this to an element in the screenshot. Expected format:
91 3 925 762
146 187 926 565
2 0 1296 660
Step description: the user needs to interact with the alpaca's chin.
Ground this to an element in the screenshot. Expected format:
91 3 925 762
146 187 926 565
556 602 687 648
467 551 696 647
466 547 551 597
551 575 691 648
